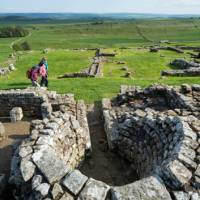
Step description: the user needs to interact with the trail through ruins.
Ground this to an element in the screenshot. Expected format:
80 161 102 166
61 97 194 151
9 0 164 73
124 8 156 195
80 104 138 186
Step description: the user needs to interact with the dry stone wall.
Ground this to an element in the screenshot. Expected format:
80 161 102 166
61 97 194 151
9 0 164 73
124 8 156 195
0 89 46 118
103 84 200 199
4 84 200 200
162 59 200 77
7 88 92 200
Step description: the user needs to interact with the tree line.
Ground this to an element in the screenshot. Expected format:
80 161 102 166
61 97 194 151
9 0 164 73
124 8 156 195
0 26 29 38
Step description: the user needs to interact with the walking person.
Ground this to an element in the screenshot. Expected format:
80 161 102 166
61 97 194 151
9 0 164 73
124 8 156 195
30 66 40 87
39 57 48 71
39 63 48 87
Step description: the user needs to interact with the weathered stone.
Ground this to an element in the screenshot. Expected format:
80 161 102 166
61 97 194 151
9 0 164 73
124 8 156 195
163 160 192 189
35 183 50 197
191 192 200 200
10 107 23 122
41 102 52 118
32 147 69 184
111 176 171 200
32 175 43 190
19 146 33 158
60 192 74 200
62 170 88 195
173 191 190 200
195 165 200 178
20 160 36 182
9 63 15 71
51 183 64 200
70 116 80 130
79 178 110 200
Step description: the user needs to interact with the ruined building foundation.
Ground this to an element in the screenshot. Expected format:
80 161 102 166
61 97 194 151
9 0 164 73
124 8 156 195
0 84 199 200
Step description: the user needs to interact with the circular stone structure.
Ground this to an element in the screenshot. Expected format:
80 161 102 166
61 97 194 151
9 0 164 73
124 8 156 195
102 84 200 199
5 85 200 200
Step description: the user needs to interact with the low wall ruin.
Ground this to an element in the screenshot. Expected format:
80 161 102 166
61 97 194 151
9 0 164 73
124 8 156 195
2 85 200 200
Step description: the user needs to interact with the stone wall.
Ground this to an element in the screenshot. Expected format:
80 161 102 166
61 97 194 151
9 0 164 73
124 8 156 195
162 68 200 77
103 84 200 199
162 59 200 77
0 89 47 118
8 88 92 200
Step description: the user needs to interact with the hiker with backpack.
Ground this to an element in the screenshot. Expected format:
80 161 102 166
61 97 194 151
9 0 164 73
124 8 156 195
29 66 40 87
26 59 48 87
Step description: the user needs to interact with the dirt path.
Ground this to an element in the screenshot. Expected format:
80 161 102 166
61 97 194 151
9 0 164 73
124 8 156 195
80 104 138 186
9 32 32 50
0 121 30 176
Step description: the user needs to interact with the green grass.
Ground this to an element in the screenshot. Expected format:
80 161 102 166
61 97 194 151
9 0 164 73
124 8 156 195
0 49 199 103
0 19 200 102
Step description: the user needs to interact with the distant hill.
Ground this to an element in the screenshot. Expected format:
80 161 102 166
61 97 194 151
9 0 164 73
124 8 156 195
0 13 199 24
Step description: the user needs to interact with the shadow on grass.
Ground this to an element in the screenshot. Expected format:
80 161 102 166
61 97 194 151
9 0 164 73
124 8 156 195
6 82 31 89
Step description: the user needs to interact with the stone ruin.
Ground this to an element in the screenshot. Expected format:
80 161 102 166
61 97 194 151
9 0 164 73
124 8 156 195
149 46 184 54
162 59 200 77
59 49 106 79
0 84 200 200
170 59 200 69
102 84 200 199
0 87 92 200
0 64 15 76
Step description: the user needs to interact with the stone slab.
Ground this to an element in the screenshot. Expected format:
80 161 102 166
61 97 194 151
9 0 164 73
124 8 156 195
111 176 171 200
32 147 69 184
62 170 88 195
78 178 110 200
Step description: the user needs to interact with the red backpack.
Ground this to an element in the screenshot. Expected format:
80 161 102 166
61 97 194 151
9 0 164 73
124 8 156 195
26 68 32 79
26 65 39 79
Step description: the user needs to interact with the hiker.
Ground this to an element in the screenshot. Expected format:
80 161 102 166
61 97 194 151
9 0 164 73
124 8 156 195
38 57 48 71
30 66 40 87
39 63 48 87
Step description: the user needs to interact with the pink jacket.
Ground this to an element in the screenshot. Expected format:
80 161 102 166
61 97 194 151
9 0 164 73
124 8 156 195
31 68 39 81
39 65 47 77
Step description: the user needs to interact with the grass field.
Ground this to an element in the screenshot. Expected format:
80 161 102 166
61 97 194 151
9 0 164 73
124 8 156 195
0 18 200 102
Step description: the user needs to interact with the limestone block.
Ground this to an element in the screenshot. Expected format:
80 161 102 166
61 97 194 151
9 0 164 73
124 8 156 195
51 183 64 200
20 160 36 182
32 147 69 184
163 160 192 189
35 183 50 197
62 170 88 195
79 178 110 200
111 176 171 200
10 107 23 122
172 191 190 200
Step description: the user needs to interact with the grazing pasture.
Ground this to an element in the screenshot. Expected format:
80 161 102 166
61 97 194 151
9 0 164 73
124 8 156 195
0 18 200 102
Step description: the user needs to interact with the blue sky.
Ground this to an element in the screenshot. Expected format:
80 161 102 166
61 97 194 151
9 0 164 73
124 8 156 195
1 0 200 14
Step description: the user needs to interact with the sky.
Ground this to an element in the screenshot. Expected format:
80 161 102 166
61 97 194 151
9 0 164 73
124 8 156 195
1 0 200 14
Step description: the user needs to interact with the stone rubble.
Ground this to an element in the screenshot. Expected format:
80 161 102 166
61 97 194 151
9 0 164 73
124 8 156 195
162 59 200 77
0 63 15 76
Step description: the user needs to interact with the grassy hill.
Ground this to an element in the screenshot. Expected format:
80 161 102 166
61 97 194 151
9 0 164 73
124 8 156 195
0 18 200 102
